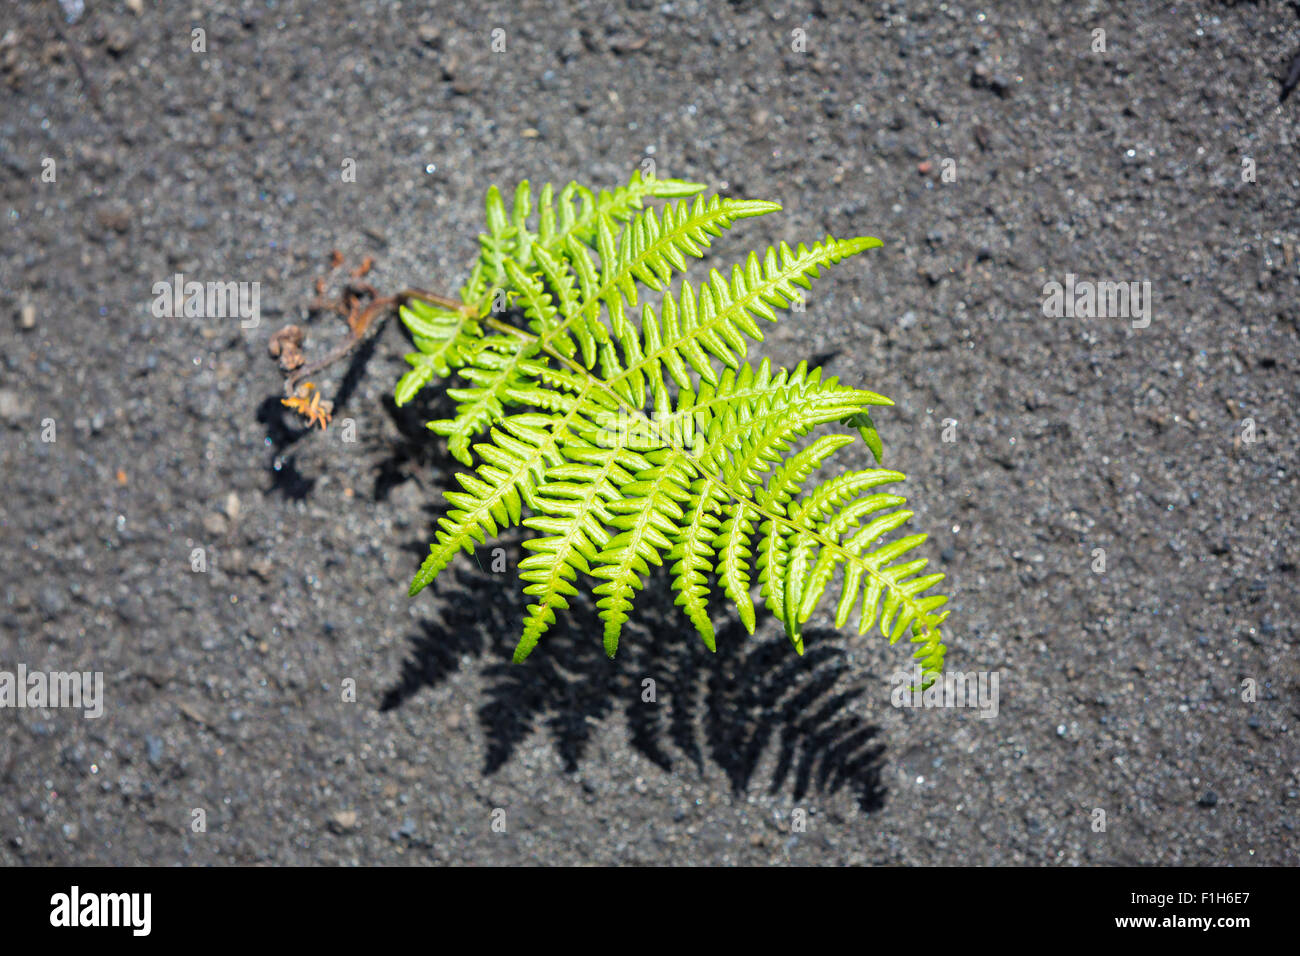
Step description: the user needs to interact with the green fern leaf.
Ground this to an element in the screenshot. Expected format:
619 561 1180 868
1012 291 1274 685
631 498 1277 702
465 171 706 307
400 172 957 687
394 300 481 406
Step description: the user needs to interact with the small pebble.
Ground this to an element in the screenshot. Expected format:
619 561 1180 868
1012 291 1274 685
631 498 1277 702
58 0 84 24
0 390 28 421
106 29 134 55
145 735 164 768
330 810 359 832
37 586 67 617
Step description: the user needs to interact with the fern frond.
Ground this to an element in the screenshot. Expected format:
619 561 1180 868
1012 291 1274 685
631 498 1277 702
666 476 726 651
408 414 562 595
591 447 697 656
427 335 532 465
401 172 956 686
575 195 782 362
394 300 481 406
464 171 706 306
713 502 757 635
515 442 649 662
627 236 882 409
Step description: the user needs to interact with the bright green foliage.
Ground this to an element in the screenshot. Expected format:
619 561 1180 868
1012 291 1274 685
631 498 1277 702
396 171 951 685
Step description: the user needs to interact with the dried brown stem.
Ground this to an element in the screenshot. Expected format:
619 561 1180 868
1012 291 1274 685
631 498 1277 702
283 287 471 394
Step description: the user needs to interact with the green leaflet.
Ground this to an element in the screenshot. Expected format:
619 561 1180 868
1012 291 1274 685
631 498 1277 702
394 300 481 406
398 172 954 687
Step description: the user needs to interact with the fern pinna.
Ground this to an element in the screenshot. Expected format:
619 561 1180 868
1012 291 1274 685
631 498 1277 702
395 171 951 685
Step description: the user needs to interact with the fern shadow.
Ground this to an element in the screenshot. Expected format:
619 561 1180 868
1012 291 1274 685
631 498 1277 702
255 395 318 501
381 555 887 814
370 386 457 504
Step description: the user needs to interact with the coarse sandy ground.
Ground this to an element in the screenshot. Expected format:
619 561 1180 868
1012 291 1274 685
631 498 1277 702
0 0 1297 865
